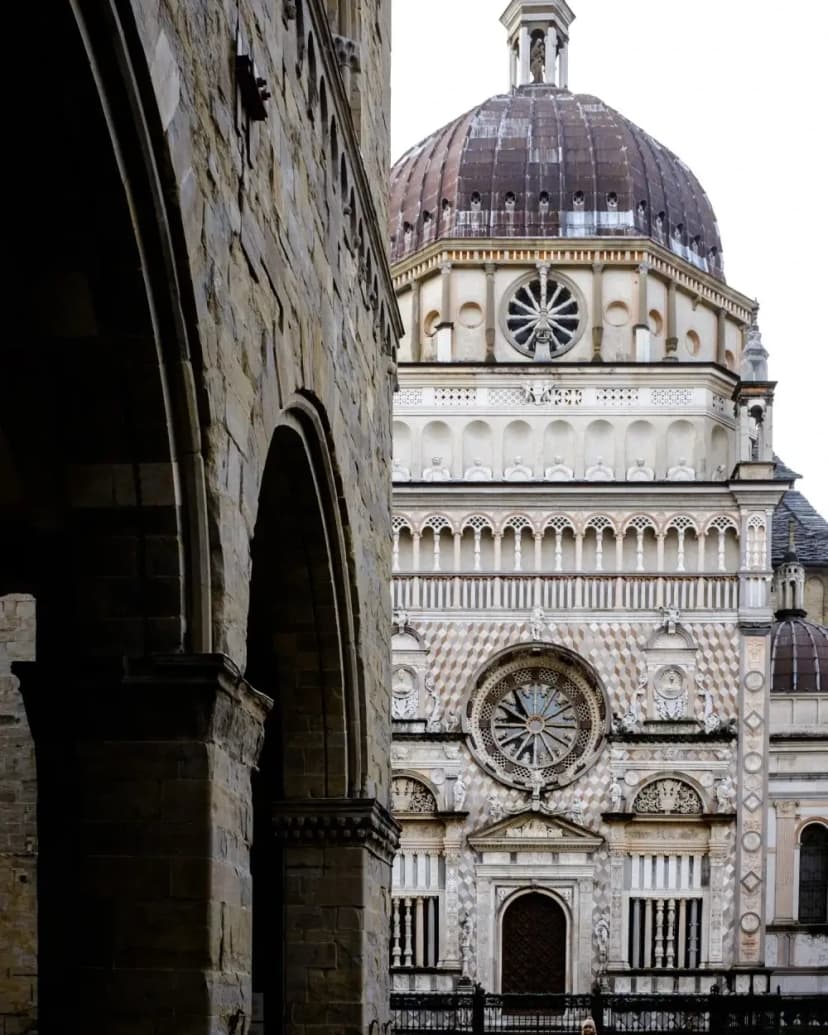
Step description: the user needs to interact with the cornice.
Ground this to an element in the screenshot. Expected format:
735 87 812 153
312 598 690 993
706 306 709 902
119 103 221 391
391 237 754 321
271 797 401 862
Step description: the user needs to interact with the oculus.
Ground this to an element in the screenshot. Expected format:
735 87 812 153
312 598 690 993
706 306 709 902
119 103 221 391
501 269 585 358
466 648 606 790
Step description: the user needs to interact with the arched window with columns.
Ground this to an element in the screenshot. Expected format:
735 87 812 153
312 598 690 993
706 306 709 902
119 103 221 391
799 823 828 923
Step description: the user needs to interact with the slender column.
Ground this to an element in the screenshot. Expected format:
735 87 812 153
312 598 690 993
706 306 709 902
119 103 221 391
554 530 563 572
615 532 624 571
534 532 543 571
545 26 558 84
410 277 422 361
513 530 523 571
519 26 531 84
412 531 421 570
16 655 272 1033
392 899 402 966
485 263 497 363
607 837 626 967
559 41 569 88
453 531 462 570
442 824 463 968
435 262 453 362
403 898 413 966
698 532 707 572
575 532 583 572
676 528 686 572
717 308 728 366
494 532 502 571
666 898 677 967
592 261 604 361
656 533 665 572
473 531 482 572
665 278 678 360
635 262 650 361
595 529 605 572
392 530 400 572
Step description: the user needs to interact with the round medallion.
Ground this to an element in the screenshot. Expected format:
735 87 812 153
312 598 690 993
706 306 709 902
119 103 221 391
740 912 761 935
744 753 763 774
656 666 685 699
742 831 762 853
500 271 585 358
467 649 606 790
744 670 765 692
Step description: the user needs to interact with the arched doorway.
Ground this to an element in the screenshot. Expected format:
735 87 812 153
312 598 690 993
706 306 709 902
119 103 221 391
501 892 567 993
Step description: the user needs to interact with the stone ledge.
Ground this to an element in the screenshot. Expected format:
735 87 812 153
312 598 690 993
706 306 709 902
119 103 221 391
272 797 401 862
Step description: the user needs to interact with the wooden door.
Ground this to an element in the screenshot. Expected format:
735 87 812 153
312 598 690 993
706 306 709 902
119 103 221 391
501 892 567 993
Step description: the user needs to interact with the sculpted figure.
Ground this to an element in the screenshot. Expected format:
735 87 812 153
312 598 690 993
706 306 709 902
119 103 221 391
544 455 574 481
530 606 547 641
504 455 533 481
716 775 736 812
454 772 467 811
464 457 493 481
610 778 623 812
585 456 614 481
627 457 654 481
530 36 546 83
667 456 696 481
392 457 411 482
423 456 451 482
487 793 505 823
425 676 443 732
595 915 610 964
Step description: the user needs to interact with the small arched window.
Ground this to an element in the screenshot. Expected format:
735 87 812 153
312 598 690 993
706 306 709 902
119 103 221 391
799 823 828 923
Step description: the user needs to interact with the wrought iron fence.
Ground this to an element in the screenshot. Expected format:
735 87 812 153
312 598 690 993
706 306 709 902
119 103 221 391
390 988 828 1034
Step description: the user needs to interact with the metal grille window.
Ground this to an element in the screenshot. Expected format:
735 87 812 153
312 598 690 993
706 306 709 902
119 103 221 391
391 850 444 968
625 853 708 969
799 823 828 923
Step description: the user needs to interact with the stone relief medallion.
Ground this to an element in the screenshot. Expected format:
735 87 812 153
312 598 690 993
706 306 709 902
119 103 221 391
624 770 640 786
391 665 418 720
743 753 763 774
744 670 765 692
654 665 687 720
742 831 762 853
740 912 761 935
467 649 606 791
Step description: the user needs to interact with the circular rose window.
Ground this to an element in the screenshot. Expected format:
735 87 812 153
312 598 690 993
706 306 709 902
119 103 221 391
501 270 585 358
467 650 606 790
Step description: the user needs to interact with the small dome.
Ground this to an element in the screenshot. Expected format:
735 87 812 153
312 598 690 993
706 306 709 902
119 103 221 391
390 87 724 278
770 618 828 692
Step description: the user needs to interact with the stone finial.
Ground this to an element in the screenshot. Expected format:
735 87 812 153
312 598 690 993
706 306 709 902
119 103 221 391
741 315 769 381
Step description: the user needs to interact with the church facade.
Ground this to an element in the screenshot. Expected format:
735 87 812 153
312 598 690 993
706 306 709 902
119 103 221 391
387 0 828 997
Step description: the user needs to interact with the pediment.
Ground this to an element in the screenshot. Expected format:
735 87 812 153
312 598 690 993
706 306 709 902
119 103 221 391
467 809 603 852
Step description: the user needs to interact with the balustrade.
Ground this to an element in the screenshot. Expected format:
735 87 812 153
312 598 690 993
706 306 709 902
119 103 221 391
391 573 739 612
391 894 441 968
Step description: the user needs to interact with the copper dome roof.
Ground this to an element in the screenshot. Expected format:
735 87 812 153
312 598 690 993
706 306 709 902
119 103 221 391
771 618 828 693
390 86 724 278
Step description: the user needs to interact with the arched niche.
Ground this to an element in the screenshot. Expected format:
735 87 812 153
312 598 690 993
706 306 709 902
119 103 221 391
393 420 412 473
460 516 496 571
543 420 576 472
422 420 452 478
462 420 494 476
710 425 729 477
503 419 534 478
584 419 615 476
666 419 697 475
625 420 656 474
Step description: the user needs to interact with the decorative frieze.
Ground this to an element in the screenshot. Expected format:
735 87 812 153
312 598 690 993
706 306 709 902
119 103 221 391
271 798 401 862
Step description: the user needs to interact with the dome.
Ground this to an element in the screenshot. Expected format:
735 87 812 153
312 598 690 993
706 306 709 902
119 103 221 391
390 86 724 279
770 617 828 693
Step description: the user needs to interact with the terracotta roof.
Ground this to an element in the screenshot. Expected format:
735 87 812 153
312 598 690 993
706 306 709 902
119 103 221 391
390 86 723 277
771 618 828 693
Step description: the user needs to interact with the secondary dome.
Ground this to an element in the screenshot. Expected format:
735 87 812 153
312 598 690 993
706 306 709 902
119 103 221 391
390 86 724 279
771 618 828 693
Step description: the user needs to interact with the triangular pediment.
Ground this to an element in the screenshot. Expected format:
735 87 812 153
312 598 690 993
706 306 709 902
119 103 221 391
467 809 603 852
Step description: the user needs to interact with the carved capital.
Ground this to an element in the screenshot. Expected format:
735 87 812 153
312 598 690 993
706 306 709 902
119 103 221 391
271 798 401 862
774 800 799 818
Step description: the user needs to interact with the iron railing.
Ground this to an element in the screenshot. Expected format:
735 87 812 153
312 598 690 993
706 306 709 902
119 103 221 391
390 987 828 1034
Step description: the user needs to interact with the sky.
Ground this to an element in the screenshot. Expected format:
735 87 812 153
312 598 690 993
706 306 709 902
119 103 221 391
390 0 828 519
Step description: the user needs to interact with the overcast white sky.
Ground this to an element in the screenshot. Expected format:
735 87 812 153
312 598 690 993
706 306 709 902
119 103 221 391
390 0 828 519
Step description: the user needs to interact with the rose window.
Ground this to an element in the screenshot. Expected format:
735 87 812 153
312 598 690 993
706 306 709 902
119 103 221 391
502 271 584 357
467 650 606 790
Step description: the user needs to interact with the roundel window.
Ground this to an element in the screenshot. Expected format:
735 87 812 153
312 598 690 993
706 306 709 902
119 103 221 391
467 649 606 790
501 270 585 358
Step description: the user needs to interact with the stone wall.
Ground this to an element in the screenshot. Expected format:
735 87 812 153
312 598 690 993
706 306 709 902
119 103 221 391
0 597 36 1035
